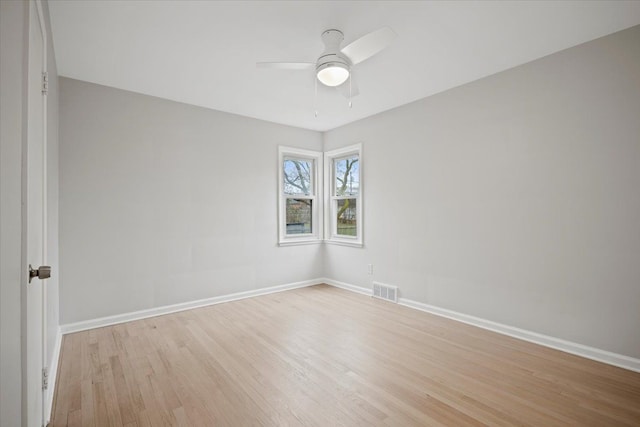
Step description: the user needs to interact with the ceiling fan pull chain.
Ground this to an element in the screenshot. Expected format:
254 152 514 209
349 71 353 108
314 76 319 118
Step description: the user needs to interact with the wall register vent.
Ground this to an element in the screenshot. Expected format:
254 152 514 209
372 282 398 303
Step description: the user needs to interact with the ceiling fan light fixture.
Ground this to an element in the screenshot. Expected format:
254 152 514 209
316 62 350 87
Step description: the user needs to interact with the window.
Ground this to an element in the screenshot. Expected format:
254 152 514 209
325 144 363 246
278 147 323 245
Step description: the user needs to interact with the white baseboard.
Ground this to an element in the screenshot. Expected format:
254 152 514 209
45 326 62 423
57 277 640 373
60 279 323 335
321 278 372 296
322 279 640 373
398 298 640 373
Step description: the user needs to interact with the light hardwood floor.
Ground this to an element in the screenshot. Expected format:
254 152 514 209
51 284 640 426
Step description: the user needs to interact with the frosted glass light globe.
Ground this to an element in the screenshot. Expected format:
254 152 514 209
317 64 349 87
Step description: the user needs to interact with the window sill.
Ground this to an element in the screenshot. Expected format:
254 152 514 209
277 239 363 248
323 239 363 248
278 239 323 247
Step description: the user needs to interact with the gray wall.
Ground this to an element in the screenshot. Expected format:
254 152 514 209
59 79 324 324
1 1 60 425
59 25 640 360
324 25 640 358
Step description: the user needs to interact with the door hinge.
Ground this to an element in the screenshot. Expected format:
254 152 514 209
42 367 49 390
42 71 48 95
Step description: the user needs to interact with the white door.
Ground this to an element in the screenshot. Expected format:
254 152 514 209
24 1 48 426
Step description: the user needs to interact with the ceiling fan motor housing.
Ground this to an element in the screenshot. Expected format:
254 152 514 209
257 26 396 91
316 29 351 78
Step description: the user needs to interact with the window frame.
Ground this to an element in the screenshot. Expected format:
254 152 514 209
278 146 323 246
324 143 363 247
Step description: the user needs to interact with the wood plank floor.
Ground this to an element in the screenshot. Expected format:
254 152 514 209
51 284 640 426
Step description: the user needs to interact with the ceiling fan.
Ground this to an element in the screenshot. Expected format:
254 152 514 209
257 27 397 101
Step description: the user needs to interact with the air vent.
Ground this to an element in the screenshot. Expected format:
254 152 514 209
372 282 398 303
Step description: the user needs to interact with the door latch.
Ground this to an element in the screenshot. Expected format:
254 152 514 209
29 265 51 283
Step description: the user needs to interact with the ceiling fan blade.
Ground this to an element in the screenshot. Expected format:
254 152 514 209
340 77 360 99
341 27 397 65
256 62 314 70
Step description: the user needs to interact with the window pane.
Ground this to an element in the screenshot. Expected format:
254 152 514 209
336 198 357 236
283 158 312 195
286 199 312 234
334 156 359 196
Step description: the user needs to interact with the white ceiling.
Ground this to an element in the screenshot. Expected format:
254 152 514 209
49 1 640 132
